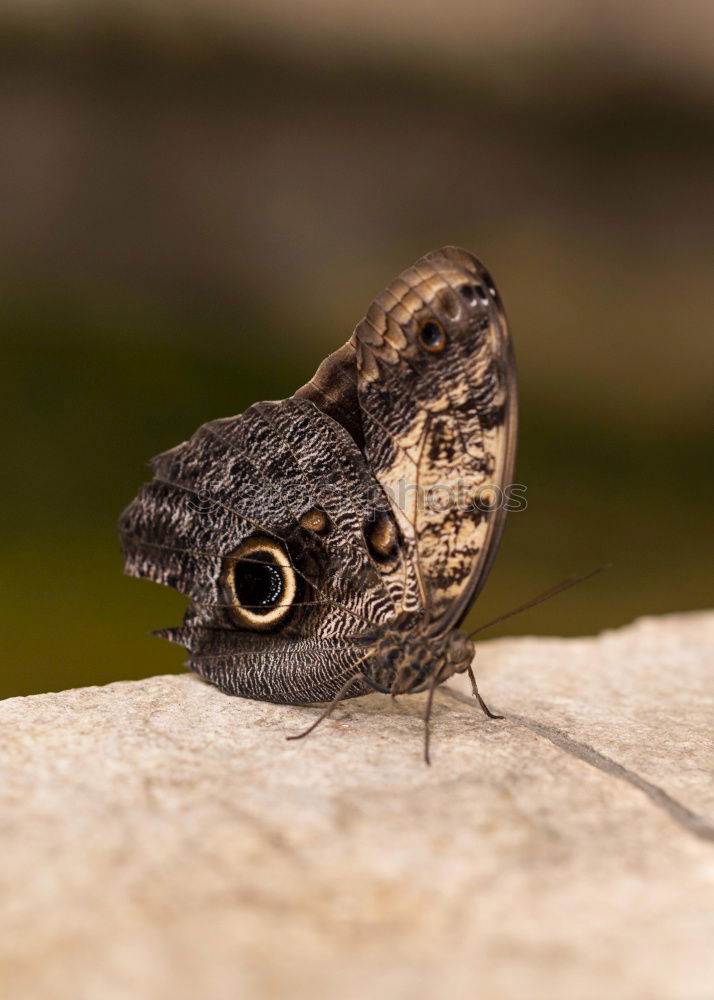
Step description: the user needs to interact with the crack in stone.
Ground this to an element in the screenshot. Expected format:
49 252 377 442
441 687 714 844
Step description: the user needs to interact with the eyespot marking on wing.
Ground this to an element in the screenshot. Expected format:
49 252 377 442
364 510 402 568
299 507 332 536
221 534 299 630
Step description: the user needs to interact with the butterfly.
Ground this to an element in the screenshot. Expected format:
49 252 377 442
119 246 518 761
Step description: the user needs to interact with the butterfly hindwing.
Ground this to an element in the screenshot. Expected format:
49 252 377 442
120 397 419 701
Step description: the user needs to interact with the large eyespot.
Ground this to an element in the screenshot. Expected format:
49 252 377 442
418 319 447 353
221 534 297 630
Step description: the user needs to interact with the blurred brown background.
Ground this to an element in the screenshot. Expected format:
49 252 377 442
2 1 713 698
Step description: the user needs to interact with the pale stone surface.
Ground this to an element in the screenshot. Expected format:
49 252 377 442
1 612 713 1000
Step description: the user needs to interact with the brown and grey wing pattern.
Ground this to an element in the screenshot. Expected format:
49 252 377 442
298 246 517 631
119 397 420 702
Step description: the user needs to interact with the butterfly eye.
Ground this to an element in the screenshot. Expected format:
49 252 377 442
418 320 447 353
222 534 297 630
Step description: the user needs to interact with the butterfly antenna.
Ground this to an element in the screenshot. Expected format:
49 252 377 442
467 564 612 640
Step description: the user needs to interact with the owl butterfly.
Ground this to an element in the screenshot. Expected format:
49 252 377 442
120 247 517 762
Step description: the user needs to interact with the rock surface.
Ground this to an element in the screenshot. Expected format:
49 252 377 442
1 612 713 1000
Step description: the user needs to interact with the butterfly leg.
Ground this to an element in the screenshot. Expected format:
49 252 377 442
286 672 367 741
466 663 504 720
422 663 451 766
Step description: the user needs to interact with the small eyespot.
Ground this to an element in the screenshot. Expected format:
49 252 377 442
475 486 499 514
418 320 447 353
299 507 331 535
460 283 488 304
364 510 401 566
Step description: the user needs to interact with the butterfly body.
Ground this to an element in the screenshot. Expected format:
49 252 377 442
120 247 517 731
366 628 476 695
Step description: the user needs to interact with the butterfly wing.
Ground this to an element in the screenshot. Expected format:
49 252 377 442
119 397 421 703
297 246 518 632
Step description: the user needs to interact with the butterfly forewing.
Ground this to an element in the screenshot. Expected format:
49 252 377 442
298 246 518 632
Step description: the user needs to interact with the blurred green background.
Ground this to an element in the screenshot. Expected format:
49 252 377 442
2 3 713 698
